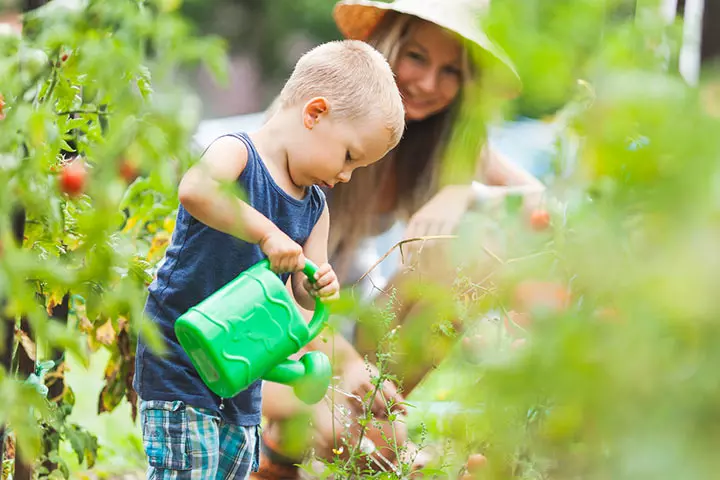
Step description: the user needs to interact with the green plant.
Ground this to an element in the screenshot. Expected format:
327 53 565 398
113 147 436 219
299 289 425 479
407 1 720 479
0 0 227 476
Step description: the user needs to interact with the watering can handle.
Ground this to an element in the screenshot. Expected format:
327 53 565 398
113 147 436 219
301 259 330 340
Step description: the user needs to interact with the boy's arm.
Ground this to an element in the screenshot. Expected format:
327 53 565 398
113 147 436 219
290 204 330 311
178 136 283 246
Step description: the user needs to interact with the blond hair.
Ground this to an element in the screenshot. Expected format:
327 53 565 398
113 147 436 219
278 39 405 151
328 13 478 278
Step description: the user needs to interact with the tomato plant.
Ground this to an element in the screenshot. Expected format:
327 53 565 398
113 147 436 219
0 0 227 476
401 2 720 479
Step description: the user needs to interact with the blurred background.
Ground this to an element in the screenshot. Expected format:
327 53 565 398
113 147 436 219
181 0 342 119
3 0 716 182
3 0 718 120
0 0 565 177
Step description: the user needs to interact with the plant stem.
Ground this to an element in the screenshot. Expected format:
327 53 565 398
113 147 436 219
39 67 58 105
343 367 385 472
55 109 109 116
355 235 458 285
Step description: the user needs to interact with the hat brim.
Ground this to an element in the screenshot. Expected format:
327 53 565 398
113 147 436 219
333 0 521 95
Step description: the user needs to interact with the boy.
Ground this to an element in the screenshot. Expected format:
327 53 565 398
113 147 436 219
133 39 405 479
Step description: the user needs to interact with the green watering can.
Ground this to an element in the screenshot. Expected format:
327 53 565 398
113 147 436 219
174 259 332 404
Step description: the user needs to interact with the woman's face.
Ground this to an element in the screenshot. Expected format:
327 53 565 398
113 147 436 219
394 21 463 121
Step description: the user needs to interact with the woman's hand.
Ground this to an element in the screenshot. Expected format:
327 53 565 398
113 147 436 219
339 356 406 419
402 183 547 264
404 183 546 242
404 185 474 240
403 185 474 264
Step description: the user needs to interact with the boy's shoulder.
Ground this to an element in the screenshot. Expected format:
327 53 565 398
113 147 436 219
202 131 251 158
309 184 327 204
213 131 251 149
309 183 325 195
307 185 327 226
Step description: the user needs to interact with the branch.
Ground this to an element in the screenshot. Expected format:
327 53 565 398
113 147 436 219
505 249 555 264
55 109 110 116
39 67 58 104
355 235 458 286
481 245 505 265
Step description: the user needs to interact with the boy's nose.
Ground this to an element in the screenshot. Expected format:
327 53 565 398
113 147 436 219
337 170 352 183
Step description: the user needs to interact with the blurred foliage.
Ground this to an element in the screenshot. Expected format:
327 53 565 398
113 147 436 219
281 0 720 478
391 0 720 479
0 0 227 475
181 0 339 105
486 0 653 118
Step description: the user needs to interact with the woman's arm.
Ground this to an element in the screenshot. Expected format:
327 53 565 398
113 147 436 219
478 144 545 188
290 203 406 415
471 144 546 212
404 144 545 239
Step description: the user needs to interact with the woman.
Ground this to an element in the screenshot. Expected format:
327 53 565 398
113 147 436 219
255 0 544 477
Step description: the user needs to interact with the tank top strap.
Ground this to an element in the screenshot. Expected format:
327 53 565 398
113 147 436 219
223 132 260 179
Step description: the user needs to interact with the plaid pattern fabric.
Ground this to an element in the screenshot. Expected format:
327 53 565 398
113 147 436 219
141 400 259 479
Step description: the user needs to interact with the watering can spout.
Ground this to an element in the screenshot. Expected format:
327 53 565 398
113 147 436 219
262 352 331 404
263 359 305 383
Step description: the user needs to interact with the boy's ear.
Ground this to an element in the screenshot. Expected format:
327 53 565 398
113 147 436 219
302 97 329 129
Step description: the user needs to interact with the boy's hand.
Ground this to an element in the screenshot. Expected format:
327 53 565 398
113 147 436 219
259 230 305 274
303 263 340 301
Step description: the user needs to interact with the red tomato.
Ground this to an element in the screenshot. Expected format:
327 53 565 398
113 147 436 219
514 281 571 313
60 160 87 197
119 160 140 183
466 453 487 472
529 209 551 231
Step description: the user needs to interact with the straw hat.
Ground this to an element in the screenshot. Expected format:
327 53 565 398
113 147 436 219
333 0 520 91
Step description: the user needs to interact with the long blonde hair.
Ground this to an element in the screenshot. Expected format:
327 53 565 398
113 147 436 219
327 12 476 276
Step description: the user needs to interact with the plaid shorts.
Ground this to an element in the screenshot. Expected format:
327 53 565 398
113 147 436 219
140 400 260 480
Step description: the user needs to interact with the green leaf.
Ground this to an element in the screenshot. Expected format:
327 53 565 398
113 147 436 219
199 37 229 86
65 424 98 467
136 64 154 99
416 468 448 478
138 315 167 356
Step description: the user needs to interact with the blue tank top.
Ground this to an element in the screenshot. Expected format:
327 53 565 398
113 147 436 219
133 132 326 425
